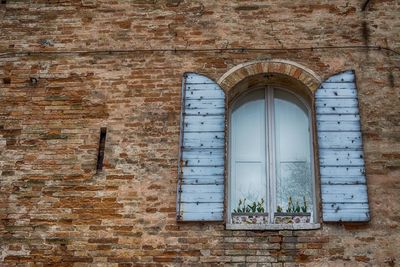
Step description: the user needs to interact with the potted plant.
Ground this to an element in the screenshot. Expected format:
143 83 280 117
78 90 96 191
231 198 268 224
274 196 311 224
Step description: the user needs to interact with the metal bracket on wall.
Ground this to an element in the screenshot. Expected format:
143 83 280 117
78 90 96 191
96 127 107 173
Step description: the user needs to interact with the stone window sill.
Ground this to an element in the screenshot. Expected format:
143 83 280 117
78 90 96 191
225 223 321 231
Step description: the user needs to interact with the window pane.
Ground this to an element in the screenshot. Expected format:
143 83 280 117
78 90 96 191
230 90 267 212
274 90 313 215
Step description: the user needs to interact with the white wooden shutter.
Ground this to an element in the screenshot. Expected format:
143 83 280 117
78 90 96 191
316 70 370 222
176 73 225 221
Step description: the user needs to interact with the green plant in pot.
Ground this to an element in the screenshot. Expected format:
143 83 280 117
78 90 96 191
232 198 268 224
274 196 311 224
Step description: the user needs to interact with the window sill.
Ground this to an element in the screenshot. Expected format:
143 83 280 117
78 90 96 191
225 223 321 231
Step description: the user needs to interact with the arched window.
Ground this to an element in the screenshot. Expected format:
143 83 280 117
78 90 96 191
229 87 315 223
177 69 369 225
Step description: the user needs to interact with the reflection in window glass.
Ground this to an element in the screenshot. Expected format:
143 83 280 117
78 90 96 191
274 90 313 216
230 90 266 212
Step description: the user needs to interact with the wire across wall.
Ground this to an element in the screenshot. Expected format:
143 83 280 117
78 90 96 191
0 45 399 58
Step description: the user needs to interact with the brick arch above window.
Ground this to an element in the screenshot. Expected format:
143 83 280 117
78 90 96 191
217 59 322 95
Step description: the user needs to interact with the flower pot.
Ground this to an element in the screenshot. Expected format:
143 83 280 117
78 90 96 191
274 212 311 224
231 212 268 224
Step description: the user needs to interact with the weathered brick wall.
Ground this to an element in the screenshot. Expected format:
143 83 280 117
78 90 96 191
0 1 399 266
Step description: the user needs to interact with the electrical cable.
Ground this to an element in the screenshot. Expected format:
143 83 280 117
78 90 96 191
0 45 399 58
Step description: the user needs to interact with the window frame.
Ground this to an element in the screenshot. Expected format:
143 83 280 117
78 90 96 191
226 85 319 227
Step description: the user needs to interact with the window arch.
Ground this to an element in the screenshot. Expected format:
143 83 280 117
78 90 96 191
229 87 316 224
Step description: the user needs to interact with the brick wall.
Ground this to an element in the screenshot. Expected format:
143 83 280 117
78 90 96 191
0 1 399 266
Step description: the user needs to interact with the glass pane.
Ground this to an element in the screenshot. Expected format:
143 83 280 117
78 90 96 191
230 90 267 213
274 90 313 216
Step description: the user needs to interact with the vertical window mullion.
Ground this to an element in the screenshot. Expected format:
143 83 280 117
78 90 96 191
266 87 276 224
264 88 270 222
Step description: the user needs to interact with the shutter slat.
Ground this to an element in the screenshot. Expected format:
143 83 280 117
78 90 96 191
177 73 225 221
180 212 223 221
318 132 362 149
315 88 357 98
316 70 370 222
315 98 358 108
181 176 224 185
320 166 365 176
317 121 361 131
180 202 224 212
183 132 224 148
317 83 356 90
323 203 369 211
183 158 225 167
180 192 224 203
321 176 366 185
185 108 225 116
323 71 355 83
181 184 224 193
317 114 361 121
183 115 225 132
319 150 364 158
185 74 217 84
185 99 225 109
322 213 369 222
316 107 359 115
182 166 225 176
319 157 365 167
182 148 224 158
